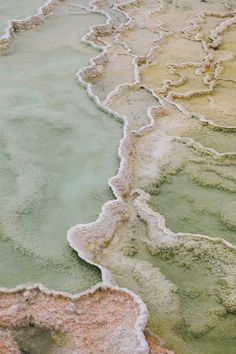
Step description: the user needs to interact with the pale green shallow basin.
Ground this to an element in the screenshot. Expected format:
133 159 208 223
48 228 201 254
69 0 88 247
0 1 121 292
0 0 47 36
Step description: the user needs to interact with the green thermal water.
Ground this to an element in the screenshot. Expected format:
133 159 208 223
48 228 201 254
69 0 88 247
188 127 236 154
134 238 236 354
11 326 68 354
0 1 121 291
0 0 46 36
1 0 236 353
149 162 236 244
100 216 236 354
71 0 127 26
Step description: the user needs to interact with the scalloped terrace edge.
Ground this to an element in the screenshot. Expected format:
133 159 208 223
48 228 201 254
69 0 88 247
1 0 236 352
67 0 236 349
0 283 149 353
0 0 61 50
67 0 236 292
0 1 151 353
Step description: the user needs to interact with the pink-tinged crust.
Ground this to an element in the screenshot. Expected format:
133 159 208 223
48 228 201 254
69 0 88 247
145 332 174 354
0 284 149 354
0 330 21 354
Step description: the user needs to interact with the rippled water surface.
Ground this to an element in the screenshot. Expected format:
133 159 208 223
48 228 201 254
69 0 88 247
0 1 121 291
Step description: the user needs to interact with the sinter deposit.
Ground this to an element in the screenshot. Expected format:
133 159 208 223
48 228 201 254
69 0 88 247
1 0 236 353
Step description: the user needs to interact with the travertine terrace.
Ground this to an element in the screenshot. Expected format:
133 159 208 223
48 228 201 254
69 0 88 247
0 285 148 354
1 0 236 353
68 0 236 353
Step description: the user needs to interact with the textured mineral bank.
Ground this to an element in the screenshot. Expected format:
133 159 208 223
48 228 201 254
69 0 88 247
0 285 171 354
